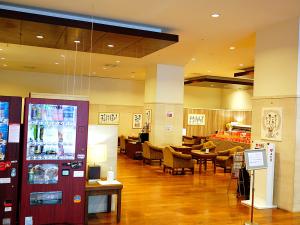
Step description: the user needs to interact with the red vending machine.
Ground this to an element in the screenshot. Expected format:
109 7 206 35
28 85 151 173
0 96 22 225
19 98 89 225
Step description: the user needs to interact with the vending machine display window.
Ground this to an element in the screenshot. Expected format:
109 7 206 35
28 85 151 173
26 104 77 160
0 101 9 161
28 164 58 184
29 191 62 206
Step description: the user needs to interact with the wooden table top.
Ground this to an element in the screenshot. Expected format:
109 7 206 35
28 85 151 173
86 181 123 191
191 150 217 158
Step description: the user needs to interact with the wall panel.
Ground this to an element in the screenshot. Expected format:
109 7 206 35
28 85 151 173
183 108 252 136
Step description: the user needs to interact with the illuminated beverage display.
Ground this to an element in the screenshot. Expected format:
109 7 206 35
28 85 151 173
26 104 77 160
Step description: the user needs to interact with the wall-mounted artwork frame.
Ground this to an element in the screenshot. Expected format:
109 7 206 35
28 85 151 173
261 107 282 141
132 113 143 129
145 109 152 124
187 114 205 125
98 113 120 125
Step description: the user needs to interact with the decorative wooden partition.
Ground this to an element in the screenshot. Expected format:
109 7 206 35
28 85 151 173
183 108 252 136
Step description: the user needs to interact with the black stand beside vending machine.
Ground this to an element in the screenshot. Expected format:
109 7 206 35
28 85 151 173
0 96 22 225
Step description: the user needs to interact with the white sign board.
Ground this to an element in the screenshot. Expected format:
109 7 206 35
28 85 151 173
187 114 205 125
244 149 268 170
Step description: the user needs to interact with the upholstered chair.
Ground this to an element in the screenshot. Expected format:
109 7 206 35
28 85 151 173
142 141 163 165
216 146 244 173
162 146 194 175
191 140 217 152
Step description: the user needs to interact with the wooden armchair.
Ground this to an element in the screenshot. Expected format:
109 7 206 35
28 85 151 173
191 140 216 152
216 146 244 173
162 146 194 175
142 141 163 165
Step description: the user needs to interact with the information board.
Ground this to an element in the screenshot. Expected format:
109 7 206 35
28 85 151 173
244 149 268 170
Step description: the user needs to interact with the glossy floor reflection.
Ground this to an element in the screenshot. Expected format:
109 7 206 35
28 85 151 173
88 153 300 225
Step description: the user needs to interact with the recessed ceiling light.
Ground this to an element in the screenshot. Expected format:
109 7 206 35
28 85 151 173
60 54 65 58
107 44 114 48
207 70 212 73
131 75 135 78
36 35 44 39
3 64 7 67
229 46 236 50
0 48 3 51
0 57 5 60
54 62 59 65
74 40 80 44
191 58 196 61
116 60 120 63
103 67 107 70
211 13 220 18
239 63 244 67
210 84 214 87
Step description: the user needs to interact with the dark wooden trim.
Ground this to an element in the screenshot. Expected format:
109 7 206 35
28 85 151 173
0 8 178 42
184 75 253 86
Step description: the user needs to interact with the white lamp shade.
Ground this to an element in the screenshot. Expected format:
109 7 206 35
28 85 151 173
87 144 107 165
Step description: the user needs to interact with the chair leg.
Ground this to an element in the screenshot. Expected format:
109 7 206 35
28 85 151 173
163 165 166 173
159 159 162 166
181 168 184 175
191 168 194 174
172 168 175 175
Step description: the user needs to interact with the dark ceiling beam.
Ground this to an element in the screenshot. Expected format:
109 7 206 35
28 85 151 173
234 67 254 77
0 8 178 42
184 75 253 86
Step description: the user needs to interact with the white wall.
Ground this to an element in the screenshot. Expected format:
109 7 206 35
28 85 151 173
184 86 222 109
0 69 252 116
221 89 253 110
0 69 145 106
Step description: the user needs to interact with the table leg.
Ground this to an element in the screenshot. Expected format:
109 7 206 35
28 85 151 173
199 159 202 174
85 193 89 225
204 159 207 171
117 190 122 223
213 158 216 174
107 195 112 212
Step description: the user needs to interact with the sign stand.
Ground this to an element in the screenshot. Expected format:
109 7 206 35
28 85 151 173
245 170 258 225
243 149 268 225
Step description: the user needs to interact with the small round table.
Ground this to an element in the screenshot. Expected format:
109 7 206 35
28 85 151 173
191 150 217 174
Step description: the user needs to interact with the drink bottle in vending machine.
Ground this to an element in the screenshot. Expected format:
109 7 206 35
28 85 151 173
0 96 22 225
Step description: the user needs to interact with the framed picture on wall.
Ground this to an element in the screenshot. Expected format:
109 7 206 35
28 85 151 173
98 112 120 125
145 109 152 124
261 107 282 141
187 114 205 125
132 113 143 129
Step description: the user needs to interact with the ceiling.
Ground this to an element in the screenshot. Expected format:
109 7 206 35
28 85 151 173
1 0 300 81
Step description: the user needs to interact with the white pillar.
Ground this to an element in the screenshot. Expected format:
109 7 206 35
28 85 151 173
144 64 184 146
253 17 300 211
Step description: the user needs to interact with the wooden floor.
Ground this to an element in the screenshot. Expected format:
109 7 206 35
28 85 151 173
88 154 300 225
